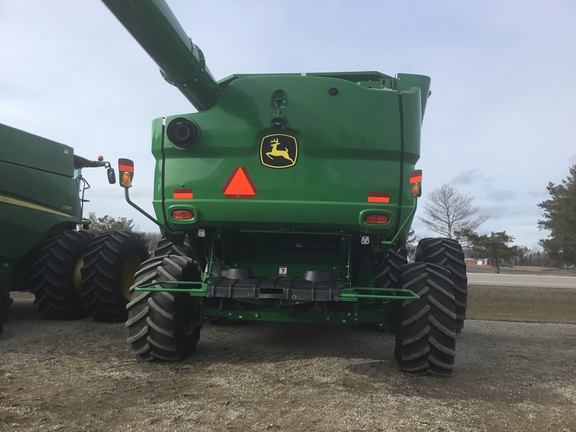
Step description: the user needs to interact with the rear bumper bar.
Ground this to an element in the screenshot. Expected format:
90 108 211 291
134 278 418 302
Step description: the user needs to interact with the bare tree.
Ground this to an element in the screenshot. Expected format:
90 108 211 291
405 228 418 261
419 184 488 239
138 231 162 252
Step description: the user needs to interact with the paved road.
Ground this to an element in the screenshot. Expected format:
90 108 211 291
468 272 576 288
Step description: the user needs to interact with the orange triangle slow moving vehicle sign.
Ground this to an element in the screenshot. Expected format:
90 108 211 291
223 167 257 198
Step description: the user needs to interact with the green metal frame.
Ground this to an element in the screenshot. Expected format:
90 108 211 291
134 280 418 302
123 186 182 235
380 199 419 246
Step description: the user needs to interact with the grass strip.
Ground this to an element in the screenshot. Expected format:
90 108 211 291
467 285 576 324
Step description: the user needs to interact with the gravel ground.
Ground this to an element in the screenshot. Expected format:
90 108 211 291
1 292 575 432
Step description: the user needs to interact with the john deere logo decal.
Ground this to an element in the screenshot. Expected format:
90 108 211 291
260 134 298 169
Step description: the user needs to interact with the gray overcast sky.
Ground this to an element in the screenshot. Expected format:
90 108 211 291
1 1 575 250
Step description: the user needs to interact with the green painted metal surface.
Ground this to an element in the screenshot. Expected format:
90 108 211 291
156 73 429 237
103 1 430 242
0 123 82 261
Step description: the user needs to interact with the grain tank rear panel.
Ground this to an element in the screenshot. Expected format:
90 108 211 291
155 73 429 237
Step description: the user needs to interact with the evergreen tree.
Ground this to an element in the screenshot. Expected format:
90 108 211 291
457 229 522 274
538 165 576 266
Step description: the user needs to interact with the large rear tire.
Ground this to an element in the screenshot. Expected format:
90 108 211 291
126 255 202 361
153 237 192 258
30 230 93 319
81 231 149 322
366 240 407 332
373 239 407 289
416 237 467 332
395 262 457 375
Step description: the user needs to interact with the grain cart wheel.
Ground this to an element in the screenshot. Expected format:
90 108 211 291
153 237 193 258
126 255 202 361
81 231 149 322
373 239 407 288
395 262 457 376
416 238 467 333
30 230 94 319
0 273 11 335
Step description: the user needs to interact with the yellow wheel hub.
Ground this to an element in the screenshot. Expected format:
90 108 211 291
73 257 85 293
121 254 142 300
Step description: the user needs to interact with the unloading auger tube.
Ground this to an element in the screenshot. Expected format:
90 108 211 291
101 0 219 111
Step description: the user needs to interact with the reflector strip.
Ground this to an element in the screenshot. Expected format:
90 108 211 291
410 170 422 183
0 194 72 218
368 193 390 203
223 167 257 198
174 188 193 199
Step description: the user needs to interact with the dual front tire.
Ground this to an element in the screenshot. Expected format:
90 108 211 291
80 231 148 321
30 230 147 321
30 230 95 319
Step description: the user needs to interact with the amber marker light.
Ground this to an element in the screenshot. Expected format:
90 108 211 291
364 214 389 224
410 170 422 197
118 158 134 188
171 210 194 220
122 172 132 187
412 183 421 197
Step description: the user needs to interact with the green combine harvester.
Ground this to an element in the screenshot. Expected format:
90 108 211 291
0 124 149 334
103 0 468 375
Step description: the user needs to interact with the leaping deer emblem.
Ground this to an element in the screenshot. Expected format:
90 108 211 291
266 138 294 164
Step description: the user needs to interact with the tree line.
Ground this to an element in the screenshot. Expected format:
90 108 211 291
84 212 161 252
414 164 575 272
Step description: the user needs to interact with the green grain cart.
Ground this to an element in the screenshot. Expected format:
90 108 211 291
0 123 148 334
104 0 468 375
